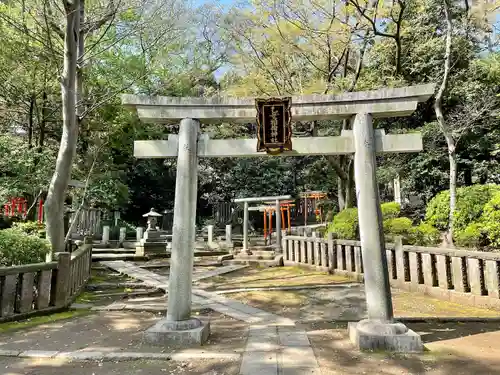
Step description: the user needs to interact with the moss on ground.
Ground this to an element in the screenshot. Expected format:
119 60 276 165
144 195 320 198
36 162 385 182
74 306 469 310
76 287 134 304
229 287 500 319
0 309 93 334
392 290 500 318
199 266 352 290
90 269 135 284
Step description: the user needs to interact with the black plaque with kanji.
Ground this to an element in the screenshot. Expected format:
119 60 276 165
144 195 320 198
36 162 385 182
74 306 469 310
256 97 292 153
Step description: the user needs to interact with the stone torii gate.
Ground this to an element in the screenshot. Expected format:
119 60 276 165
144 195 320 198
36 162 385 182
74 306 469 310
122 83 435 351
234 195 292 253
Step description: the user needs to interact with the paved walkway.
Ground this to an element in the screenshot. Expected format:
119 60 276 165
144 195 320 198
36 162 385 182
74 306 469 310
99 260 320 374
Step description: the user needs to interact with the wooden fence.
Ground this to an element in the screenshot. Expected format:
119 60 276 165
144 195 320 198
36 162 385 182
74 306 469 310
0 242 92 322
283 234 500 310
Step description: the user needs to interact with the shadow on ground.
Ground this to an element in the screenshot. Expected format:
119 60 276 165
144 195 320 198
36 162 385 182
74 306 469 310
0 357 239 375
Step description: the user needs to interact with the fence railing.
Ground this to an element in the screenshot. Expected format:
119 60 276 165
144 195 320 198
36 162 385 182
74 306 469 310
0 242 93 322
282 233 500 310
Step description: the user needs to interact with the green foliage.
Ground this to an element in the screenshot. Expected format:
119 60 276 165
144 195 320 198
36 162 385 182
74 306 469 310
408 222 441 246
425 185 500 233
11 221 46 238
454 222 485 248
327 208 359 240
481 192 500 247
381 202 401 220
0 228 51 266
327 203 404 240
383 217 413 241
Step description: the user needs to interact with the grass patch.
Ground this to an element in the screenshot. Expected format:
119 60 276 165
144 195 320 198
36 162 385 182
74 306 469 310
90 269 135 284
76 288 130 303
0 309 93 334
231 290 307 311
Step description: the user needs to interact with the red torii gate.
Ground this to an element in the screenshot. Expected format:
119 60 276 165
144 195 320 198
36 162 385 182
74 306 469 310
3 197 44 223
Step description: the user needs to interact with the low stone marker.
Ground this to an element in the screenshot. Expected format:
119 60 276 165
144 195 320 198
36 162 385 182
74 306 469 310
102 226 110 245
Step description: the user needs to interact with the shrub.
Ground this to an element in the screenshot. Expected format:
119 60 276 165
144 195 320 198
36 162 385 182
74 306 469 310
11 221 46 238
327 208 359 240
455 222 485 248
381 202 401 220
425 184 500 233
383 217 412 242
0 228 51 266
481 192 500 247
326 202 402 240
408 222 441 246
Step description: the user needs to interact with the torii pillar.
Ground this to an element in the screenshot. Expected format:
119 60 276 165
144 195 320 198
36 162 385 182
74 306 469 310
123 84 434 351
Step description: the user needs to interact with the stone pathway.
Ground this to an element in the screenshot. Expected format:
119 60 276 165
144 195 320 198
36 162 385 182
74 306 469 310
98 260 320 374
100 261 247 290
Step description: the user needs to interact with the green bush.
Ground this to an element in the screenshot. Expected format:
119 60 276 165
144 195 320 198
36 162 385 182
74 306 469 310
425 184 500 234
381 202 401 220
455 222 485 248
326 202 402 240
327 208 359 240
0 228 51 266
383 217 413 241
408 222 441 246
481 192 500 247
11 221 46 238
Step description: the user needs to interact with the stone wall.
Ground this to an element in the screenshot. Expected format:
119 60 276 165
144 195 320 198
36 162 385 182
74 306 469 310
283 234 500 310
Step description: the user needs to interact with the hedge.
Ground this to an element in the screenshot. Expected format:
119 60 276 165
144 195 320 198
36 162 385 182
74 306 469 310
425 184 500 233
326 202 440 246
0 228 51 266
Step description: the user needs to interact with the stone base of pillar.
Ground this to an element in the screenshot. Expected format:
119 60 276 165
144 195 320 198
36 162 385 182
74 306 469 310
144 318 210 346
348 319 423 353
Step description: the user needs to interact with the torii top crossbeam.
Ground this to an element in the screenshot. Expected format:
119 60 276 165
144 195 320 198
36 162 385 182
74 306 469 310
122 84 434 123
234 195 292 203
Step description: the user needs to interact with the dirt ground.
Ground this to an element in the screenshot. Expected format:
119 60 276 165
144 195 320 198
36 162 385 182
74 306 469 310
305 323 500 375
0 310 247 355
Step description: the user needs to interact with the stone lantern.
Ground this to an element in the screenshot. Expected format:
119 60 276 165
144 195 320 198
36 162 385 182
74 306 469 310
142 208 163 240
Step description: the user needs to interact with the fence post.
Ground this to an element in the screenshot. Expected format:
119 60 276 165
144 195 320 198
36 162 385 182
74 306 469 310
394 236 405 283
327 232 335 271
54 252 71 307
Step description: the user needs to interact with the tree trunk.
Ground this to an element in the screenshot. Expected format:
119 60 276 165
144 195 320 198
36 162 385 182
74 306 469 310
345 160 354 208
434 0 455 245
38 91 48 149
28 94 35 148
448 149 458 241
338 174 346 211
45 0 81 254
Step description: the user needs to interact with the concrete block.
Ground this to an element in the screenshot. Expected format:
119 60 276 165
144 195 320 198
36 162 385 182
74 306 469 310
279 331 310 347
282 368 321 375
246 335 280 351
240 351 278 375
217 254 234 263
0 349 21 357
348 320 423 353
281 347 317 368
57 351 106 360
19 350 58 358
143 318 210 346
